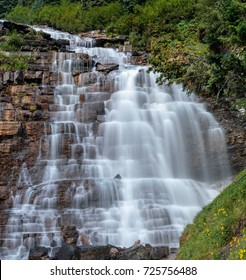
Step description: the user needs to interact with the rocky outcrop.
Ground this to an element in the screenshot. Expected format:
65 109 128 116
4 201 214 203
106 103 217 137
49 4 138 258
0 23 245 260
0 50 106 241
29 241 170 260
96 62 119 73
28 225 170 260
79 31 126 48
0 21 69 52
202 96 246 174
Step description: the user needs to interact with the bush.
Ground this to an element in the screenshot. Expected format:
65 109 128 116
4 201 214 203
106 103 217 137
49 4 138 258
82 2 124 32
6 5 34 24
0 52 29 71
0 30 26 51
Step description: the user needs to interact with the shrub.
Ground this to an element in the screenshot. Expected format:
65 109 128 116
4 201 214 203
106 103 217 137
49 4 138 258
0 52 29 71
0 30 26 51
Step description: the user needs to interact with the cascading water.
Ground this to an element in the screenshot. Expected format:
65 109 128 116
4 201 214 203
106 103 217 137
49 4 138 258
0 27 231 259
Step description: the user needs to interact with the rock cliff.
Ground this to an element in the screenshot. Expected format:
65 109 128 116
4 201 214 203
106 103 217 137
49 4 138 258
0 21 245 258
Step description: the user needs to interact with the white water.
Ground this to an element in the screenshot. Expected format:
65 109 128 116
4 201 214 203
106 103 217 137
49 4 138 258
0 27 231 259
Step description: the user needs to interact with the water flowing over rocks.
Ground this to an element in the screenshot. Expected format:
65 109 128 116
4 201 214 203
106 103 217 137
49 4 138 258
201 96 246 175
28 225 170 260
0 22 244 260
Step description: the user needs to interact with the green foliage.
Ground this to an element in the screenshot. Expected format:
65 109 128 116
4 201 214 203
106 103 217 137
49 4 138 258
3 0 246 99
0 52 29 70
230 98 246 119
81 2 124 31
0 0 19 18
0 30 26 51
148 0 246 98
6 5 34 24
177 169 246 260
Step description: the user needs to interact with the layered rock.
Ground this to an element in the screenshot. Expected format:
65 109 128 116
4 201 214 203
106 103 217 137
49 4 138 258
0 23 245 260
0 49 110 245
0 21 69 52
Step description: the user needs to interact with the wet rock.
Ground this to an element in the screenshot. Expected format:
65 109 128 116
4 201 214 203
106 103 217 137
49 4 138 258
0 96 11 104
0 121 21 136
97 115 105 122
72 54 95 74
29 246 49 260
118 242 169 260
24 71 43 84
201 95 246 174
2 21 31 34
96 63 119 73
61 225 79 245
79 245 113 260
80 233 90 245
28 237 170 260
79 241 169 260
0 186 11 200
110 247 119 259
114 174 122 179
55 243 81 260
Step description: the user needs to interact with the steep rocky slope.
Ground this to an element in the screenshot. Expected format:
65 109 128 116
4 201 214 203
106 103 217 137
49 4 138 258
0 21 245 259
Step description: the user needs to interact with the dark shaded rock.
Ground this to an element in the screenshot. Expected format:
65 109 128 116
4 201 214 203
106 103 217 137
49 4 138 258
61 225 79 244
0 96 12 103
94 37 126 48
28 237 170 260
96 63 119 73
55 243 81 260
0 186 11 200
24 71 43 84
110 247 119 259
78 241 169 260
29 246 49 260
114 174 122 179
79 245 113 260
130 52 149 65
201 95 246 175
2 21 31 34
118 243 169 260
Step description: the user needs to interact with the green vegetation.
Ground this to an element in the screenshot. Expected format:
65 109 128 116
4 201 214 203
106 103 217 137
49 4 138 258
177 169 246 260
0 30 26 51
0 52 29 71
1 0 245 99
0 0 245 260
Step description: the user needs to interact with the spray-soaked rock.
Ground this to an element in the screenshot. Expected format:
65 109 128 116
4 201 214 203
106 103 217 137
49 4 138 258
61 225 79 245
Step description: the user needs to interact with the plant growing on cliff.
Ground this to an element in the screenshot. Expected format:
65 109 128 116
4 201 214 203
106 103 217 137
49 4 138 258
3 0 246 99
177 169 246 260
0 30 26 51
0 52 29 70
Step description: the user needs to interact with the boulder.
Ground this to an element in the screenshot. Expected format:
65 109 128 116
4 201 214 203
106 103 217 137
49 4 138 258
29 246 49 260
114 174 122 179
55 243 81 260
96 63 119 73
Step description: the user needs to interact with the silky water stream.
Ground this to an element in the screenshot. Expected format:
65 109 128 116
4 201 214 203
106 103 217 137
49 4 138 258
0 28 231 259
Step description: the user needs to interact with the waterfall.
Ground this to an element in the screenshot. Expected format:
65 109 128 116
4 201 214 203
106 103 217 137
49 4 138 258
0 27 231 259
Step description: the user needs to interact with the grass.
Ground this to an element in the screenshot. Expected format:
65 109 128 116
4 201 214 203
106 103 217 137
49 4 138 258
0 52 29 71
177 169 246 260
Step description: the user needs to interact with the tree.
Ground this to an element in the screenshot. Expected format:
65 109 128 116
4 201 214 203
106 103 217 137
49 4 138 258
0 0 18 17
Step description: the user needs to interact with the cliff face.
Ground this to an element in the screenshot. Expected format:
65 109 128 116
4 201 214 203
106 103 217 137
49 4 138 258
0 53 55 237
0 51 114 239
203 96 246 175
0 22 245 254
